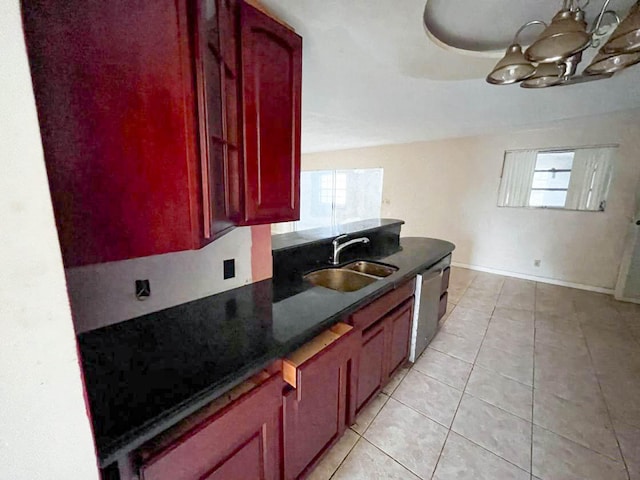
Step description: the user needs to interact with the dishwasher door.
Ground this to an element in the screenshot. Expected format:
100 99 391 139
409 269 443 362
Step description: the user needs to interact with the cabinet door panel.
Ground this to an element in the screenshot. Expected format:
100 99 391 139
194 0 239 240
387 301 414 378
356 323 386 411
283 328 354 479
140 375 282 480
239 2 302 224
22 0 200 266
201 431 263 480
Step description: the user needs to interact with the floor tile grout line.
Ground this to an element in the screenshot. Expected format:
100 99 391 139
359 436 427 480
534 423 631 468
418 346 474 367
461 387 533 423
578 306 633 480
353 391 391 437
428 299 497 480
327 432 362 480
410 368 469 393
388 395 456 431
471 362 534 389
529 414 629 464
443 430 532 477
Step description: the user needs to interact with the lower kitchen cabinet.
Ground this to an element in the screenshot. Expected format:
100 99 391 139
387 300 414 376
351 279 416 414
282 323 356 480
115 282 417 480
137 373 283 480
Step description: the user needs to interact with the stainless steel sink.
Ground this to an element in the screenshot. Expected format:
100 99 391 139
342 261 398 278
304 261 398 292
304 268 378 292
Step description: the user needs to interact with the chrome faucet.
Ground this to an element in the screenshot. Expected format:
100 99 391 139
331 234 370 265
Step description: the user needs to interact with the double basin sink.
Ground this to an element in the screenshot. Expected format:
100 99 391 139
304 261 398 293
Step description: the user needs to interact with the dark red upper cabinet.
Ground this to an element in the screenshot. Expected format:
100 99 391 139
22 0 302 267
22 0 207 267
238 2 302 224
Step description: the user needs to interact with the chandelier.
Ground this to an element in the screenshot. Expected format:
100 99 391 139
487 0 640 88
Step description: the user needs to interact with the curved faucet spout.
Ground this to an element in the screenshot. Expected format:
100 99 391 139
331 236 370 265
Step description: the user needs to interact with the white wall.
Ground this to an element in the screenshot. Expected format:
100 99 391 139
67 227 255 333
303 110 640 291
0 2 99 478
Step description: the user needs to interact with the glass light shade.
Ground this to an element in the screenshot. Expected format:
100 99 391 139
584 49 640 74
525 9 591 63
602 3 640 54
520 62 563 88
486 44 536 85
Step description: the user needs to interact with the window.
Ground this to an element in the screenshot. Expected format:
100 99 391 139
272 168 384 233
498 146 616 211
529 151 574 207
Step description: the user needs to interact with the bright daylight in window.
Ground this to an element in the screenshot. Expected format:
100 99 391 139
272 168 384 233
497 146 616 211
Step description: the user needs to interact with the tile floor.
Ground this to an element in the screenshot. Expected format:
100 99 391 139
308 267 640 480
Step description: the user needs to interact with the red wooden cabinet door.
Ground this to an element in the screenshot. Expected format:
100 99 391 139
239 2 302 224
193 0 241 241
386 300 414 379
283 329 355 480
139 375 283 480
22 0 203 266
355 321 387 412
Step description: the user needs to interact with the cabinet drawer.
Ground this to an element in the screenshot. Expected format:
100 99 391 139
350 278 416 330
282 323 353 389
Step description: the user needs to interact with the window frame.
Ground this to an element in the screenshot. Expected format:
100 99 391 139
498 144 617 212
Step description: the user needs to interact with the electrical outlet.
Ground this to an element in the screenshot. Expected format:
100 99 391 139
534 259 541 267
135 279 150 300
223 259 235 279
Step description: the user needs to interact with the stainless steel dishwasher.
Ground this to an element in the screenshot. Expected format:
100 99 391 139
409 259 447 362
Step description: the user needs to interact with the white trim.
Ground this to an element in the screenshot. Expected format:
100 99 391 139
409 274 423 363
451 262 614 295
614 296 640 305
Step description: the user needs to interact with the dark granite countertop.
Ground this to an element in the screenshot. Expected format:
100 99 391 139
78 236 454 467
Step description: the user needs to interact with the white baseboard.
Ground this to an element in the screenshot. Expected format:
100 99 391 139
451 262 615 295
613 295 640 304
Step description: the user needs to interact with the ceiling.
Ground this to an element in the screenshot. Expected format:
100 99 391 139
260 0 640 153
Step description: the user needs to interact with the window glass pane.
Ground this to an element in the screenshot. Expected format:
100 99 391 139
531 171 572 190
529 189 567 207
296 171 333 231
333 169 383 225
320 173 333 205
535 151 574 171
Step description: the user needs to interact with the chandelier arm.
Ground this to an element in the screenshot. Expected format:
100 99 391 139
589 0 615 34
513 20 548 45
573 0 591 11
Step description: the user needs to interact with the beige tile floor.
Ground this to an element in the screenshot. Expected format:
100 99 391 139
308 267 640 480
